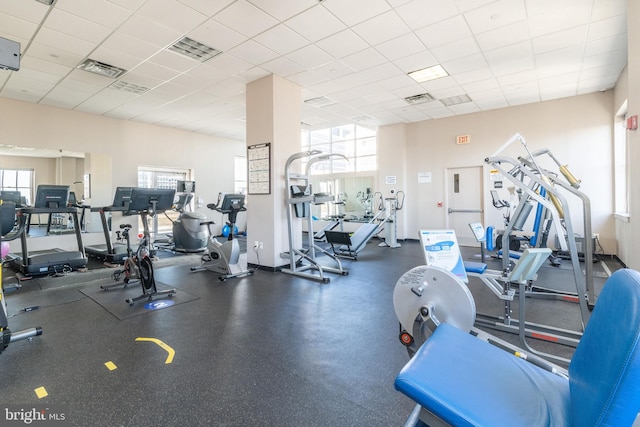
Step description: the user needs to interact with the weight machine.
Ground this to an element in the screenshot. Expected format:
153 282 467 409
374 189 405 248
281 151 349 283
486 133 593 320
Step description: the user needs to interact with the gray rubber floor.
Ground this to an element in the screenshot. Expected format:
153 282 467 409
0 238 618 426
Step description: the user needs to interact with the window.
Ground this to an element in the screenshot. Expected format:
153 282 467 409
301 124 377 174
0 168 33 205
137 166 190 234
614 102 629 215
234 156 247 194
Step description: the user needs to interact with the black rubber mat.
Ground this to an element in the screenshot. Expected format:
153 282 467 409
79 279 198 320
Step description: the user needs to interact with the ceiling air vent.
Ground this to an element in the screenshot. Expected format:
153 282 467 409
404 93 436 105
168 37 222 63
77 59 126 78
109 80 149 95
304 96 336 108
440 94 472 106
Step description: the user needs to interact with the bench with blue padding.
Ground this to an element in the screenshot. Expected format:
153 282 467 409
395 268 640 427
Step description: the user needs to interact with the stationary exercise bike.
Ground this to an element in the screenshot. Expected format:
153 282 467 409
191 193 253 281
104 187 176 305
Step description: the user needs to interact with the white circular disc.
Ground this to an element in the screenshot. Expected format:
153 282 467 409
393 265 476 335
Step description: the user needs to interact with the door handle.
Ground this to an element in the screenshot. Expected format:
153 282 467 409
448 208 483 214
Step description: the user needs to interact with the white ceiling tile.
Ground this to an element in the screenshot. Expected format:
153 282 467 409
351 10 409 46
137 0 208 34
461 77 499 93
117 15 183 49
474 21 530 52
26 42 85 68
532 26 588 55
463 0 527 34
204 53 253 76
285 5 346 42
0 0 49 25
213 0 278 38
130 61 182 82
102 33 159 63
440 53 488 75
592 0 626 20
431 37 480 63
247 0 317 21
188 19 247 52
107 0 147 11
375 33 425 61
56 0 132 29
176 0 236 17
149 50 200 73
261 57 305 77
587 14 627 41
395 0 458 30
0 12 38 41
238 66 271 83
20 56 72 78
41 85 94 109
254 24 310 56
341 48 387 72
44 9 111 44
527 2 591 37
322 0 391 26
585 33 627 57
455 67 495 86
315 30 368 60
33 27 96 58
286 44 334 69
393 51 439 74
484 41 534 76
227 40 279 66
90 45 147 71
535 45 583 78
415 15 471 49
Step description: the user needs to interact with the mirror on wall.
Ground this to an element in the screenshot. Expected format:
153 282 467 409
309 175 376 223
0 146 88 236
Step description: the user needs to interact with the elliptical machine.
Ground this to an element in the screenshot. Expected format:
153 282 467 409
191 193 253 282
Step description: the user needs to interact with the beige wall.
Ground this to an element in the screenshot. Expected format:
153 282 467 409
379 91 615 253
0 97 245 250
615 0 640 269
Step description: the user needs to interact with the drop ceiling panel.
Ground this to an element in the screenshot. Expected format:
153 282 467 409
137 0 208 34
0 0 629 140
323 0 391 27
254 24 310 56
56 0 132 29
212 0 278 38
285 6 346 43
247 0 317 22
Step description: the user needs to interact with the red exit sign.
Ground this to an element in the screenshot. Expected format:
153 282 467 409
456 134 470 144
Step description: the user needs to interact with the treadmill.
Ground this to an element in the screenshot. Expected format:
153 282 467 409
16 185 87 276
85 187 133 263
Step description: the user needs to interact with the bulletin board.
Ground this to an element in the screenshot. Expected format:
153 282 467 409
248 143 271 195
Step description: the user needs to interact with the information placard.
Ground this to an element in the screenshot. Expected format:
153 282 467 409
248 143 271 195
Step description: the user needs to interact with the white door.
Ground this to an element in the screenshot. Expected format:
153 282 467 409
446 166 483 247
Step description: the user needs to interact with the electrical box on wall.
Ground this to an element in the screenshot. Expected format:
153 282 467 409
627 115 638 131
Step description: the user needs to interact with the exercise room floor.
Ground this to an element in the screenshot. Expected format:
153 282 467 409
0 238 617 426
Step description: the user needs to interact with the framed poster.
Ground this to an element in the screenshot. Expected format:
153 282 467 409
248 143 271 195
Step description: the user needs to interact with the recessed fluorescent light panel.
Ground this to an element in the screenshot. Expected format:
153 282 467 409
168 37 222 62
77 59 126 78
109 81 149 95
440 94 472 106
408 64 448 83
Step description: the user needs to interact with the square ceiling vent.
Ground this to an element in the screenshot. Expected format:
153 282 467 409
404 93 436 105
168 37 222 62
304 96 336 108
77 59 126 78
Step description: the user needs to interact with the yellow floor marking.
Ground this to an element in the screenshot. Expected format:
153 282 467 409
105 361 117 371
135 337 175 364
35 387 48 398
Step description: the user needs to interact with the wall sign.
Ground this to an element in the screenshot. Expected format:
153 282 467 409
248 143 271 195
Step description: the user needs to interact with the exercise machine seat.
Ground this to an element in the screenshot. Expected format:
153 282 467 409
395 268 640 427
463 261 487 274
